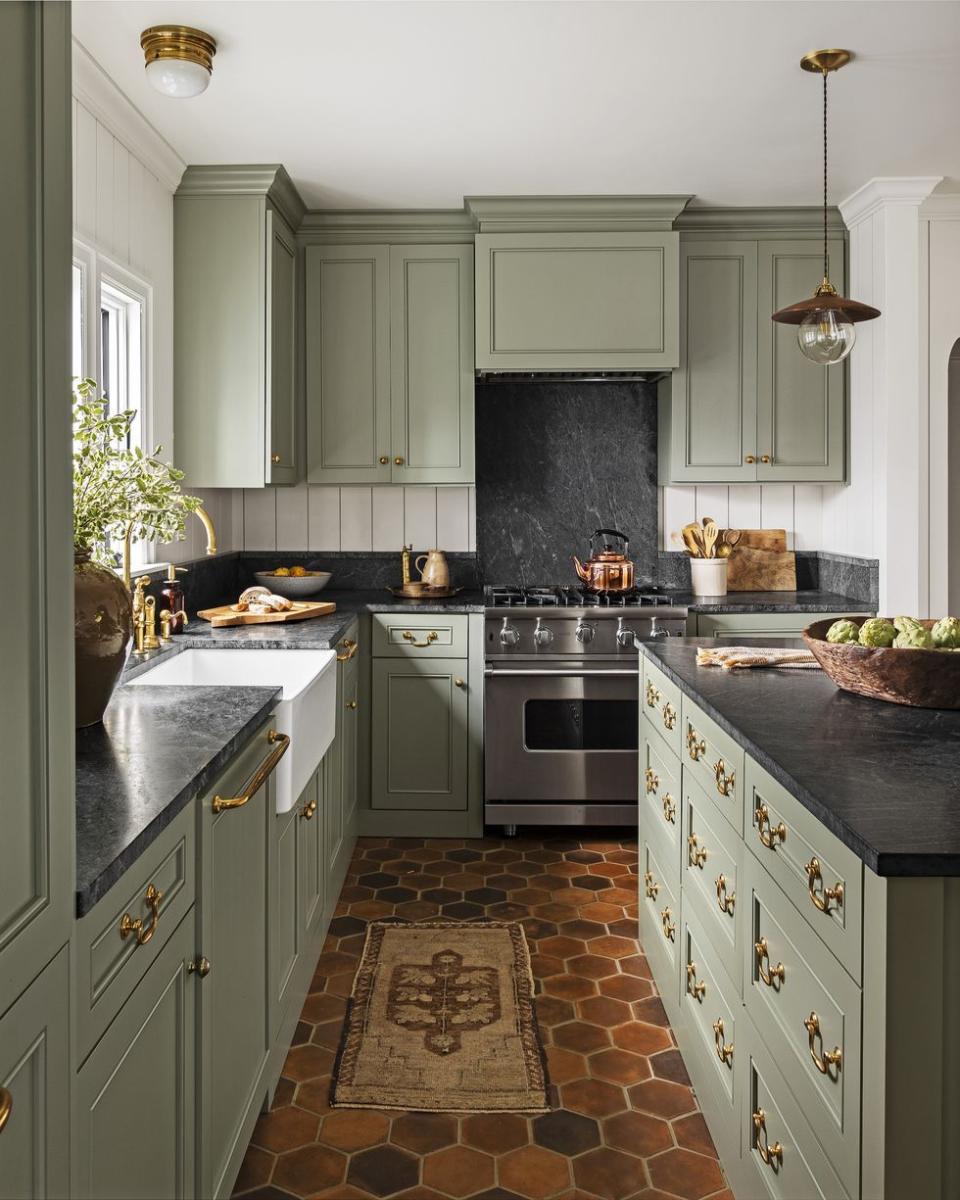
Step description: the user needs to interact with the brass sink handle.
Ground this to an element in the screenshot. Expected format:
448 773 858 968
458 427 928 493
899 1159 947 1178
645 680 661 708
187 956 211 978
686 728 706 761
687 834 708 869
804 1012 842 1076
643 871 660 900
660 907 676 942
805 857 844 913
0 1086 12 1134
755 803 787 850
755 938 786 987
715 873 736 915
119 884 163 945
644 767 659 795
686 962 707 1001
336 638 359 662
402 630 438 648
662 701 677 730
662 793 676 825
752 1109 783 1168
712 1019 734 1065
713 758 736 797
211 730 290 814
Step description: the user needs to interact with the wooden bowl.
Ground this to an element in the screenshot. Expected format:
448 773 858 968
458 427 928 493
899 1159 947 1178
802 617 960 708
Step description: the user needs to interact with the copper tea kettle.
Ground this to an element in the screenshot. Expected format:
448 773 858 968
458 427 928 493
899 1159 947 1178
573 529 636 593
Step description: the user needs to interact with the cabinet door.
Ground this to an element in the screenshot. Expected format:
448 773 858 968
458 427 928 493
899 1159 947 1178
371 657 469 811
341 651 360 838
662 240 759 482
267 209 298 485
757 239 846 482
73 919 195 1200
299 768 325 938
271 802 301 1037
0 948 69 1200
390 245 475 483
323 714 345 921
306 244 392 483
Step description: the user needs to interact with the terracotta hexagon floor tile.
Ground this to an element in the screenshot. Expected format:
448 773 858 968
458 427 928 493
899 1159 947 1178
397 899 442 920
628 1078 697 1120
319 1108 390 1151
348 1144 421 1196
572 1146 646 1199
611 1022 672 1056
580 903 625 924
470 1189 528 1200
231 1143 274 1194
392 1188 450 1200
598 975 652 1003
250 1106 319 1153
270 1076 296 1109
310 1019 344 1050
531 953 565 978
389 1111 459 1155
532 1109 601 1156
300 992 347 1024
310 1185 372 1199
553 1021 611 1054
646 1148 725 1199
650 1049 692 1086
489 902 530 921
423 1144 496 1197
462 1112 529 1155
350 899 396 919
539 936 588 960
560 920 607 941
543 975 597 1002
672 1113 718 1159
535 995 576 1026
545 1045 588 1085
568 955 619 981
293 1076 334 1116
560 1078 628 1118
631 997 670 1027
588 936 636 959
588 862 631 878
487 873 527 890
603 1110 673 1157
271 1143 346 1196
498 1144 572 1199
619 955 653 979
281 1044 335 1082
589 1048 650 1086
577 995 632 1027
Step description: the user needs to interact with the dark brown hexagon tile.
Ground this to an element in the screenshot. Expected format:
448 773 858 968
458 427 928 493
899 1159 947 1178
423 1144 495 1197
269 1076 296 1109
553 1021 611 1054
271 1143 346 1196
531 953 565 978
647 1147 725 1199
292 1076 334 1116
462 1112 529 1154
532 1109 601 1156
650 1048 692 1086
572 1145 646 1199
319 1108 390 1151
251 1106 319 1153
281 1044 334 1082
390 1112 459 1154
672 1112 719 1159
231 1143 274 1195
498 1144 572 1199
560 920 607 940
604 1109 673 1157
631 996 670 1027
300 992 346 1024
347 1144 420 1196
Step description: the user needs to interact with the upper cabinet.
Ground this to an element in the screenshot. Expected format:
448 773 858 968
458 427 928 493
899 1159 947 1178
174 166 305 488
305 241 475 485
659 229 847 484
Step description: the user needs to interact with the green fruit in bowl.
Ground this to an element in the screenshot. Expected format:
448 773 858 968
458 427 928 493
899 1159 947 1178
857 618 896 648
825 619 860 644
931 616 960 648
892 621 934 649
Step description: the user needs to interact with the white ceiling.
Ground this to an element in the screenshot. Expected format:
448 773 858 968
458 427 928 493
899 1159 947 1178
72 0 960 210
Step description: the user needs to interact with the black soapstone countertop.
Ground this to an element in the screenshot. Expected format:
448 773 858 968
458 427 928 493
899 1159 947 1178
640 638 960 877
678 590 873 614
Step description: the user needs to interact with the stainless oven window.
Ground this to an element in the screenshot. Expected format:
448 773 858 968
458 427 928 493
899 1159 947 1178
524 699 638 752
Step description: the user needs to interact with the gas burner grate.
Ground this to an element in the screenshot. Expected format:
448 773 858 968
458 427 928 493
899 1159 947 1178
484 585 677 609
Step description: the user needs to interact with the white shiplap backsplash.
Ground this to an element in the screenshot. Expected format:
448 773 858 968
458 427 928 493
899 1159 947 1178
659 484 824 550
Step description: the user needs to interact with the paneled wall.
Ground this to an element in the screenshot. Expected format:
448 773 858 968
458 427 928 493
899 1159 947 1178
660 484 824 550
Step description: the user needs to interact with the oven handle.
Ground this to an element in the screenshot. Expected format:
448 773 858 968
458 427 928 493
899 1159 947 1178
484 667 639 677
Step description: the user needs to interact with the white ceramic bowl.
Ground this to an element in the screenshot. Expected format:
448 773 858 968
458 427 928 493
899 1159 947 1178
253 570 333 599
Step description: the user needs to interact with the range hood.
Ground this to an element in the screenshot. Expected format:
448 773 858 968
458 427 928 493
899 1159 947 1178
476 370 669 384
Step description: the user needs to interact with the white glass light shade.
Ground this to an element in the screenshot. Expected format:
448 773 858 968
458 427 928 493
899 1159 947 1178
146 57 210 98
797 307 856 365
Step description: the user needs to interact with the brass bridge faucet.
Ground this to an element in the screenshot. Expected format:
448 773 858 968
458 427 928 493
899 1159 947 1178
122 503 217 591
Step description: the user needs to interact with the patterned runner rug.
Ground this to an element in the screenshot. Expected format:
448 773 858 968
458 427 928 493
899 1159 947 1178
332 920 550 1112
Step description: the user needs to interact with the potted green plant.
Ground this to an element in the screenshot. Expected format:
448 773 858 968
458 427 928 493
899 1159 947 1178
73 378 200 726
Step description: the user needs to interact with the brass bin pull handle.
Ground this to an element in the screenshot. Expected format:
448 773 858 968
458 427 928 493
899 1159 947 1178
712 1019 734 1065
337 639 359 662
119 883 163 945
643 871 660 900
686 962 706 1001
803 1012 842 1075
687 834 708 869
662 701 677 730
805 857 844 913
662 793 676 824
645 681 661 708
755 938 785 987
0 1087 12 1134
752 1109 783 1167
644 767 659 795
402 630 438 648
686 728 706 761
715 874 736 915
660 907 676 942
212 729 290 814
756 803 786 850
714 758 736 797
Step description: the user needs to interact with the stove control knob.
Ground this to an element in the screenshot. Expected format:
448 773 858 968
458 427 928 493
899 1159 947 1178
533 618 553 648
648 616 669 640
616 617 638 649
575 620 596 645
499 619 520 648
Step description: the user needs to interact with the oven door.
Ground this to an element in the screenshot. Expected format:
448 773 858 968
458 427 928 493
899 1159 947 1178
484 664 639 803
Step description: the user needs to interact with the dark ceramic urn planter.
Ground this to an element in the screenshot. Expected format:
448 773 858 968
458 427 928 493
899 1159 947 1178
74 548 134 727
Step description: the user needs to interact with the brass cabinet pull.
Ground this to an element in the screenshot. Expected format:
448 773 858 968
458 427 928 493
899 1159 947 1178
804 1012 842 1076
686 962 706 1001
119 883 163 945
715 873 736 915
660 907 676 942
0 1087 12 1134
662 701 677 730
378 455 389 465
644 767 659 795
645 680 661 708
713 758 736 797
687 834 708 869
300 798 318 820
752 1109 783 1167
805 857 844 913
454 678 465 689
212 729 290 814
760 454 772 464
346 699 358 709
337 638 359 662
271 453 281 465
402 629 438 648
662 794 676 824
755 803 786 849
755 938 785 987
394 456 404 466
744 454 757 464
187 956 211 978
643 871 660 900
712 1019 734 1065
686 728 706 761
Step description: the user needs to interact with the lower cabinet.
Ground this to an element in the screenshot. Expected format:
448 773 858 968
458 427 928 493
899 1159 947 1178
0 947 70 1200
693 612 866 640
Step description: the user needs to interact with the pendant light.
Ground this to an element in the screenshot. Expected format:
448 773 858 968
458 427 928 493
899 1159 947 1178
141 26 216 98
772 49 880 363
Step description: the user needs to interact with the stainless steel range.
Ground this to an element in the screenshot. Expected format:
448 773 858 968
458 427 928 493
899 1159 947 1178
483 586 689 832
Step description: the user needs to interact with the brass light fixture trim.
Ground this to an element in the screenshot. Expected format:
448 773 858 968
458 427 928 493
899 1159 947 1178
140 25 217 73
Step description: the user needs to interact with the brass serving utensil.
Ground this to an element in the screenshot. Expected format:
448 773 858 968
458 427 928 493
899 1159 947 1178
681 523 706 558
723 528 743 548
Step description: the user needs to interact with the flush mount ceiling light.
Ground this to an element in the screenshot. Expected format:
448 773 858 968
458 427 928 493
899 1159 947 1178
772 49 880 364
140 25 216 98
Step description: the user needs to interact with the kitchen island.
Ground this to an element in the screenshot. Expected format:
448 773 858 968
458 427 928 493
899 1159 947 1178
636 638 959 1200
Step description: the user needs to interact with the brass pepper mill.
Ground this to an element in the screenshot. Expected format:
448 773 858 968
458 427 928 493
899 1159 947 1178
401 543 413 585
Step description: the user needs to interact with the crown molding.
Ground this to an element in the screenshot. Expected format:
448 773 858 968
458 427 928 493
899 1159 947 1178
298 208 475 244
72 39 185 193
176 165 306 231
920 193 960 220
465 195 692 232
840 176 943 227
676 205 846 235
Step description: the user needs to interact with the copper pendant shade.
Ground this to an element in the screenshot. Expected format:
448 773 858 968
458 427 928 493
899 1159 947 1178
772 50 881 338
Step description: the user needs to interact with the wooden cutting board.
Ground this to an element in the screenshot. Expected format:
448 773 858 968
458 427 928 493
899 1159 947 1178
727 548 796 591
734 528 788 552
197 600 337 628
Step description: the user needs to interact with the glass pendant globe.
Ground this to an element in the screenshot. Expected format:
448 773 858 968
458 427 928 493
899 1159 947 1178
797 308 856 364
146 58 210 98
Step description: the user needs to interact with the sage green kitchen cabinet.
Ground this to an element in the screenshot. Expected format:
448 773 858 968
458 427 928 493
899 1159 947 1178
174 166 303 488
474 231 679 371
0 0 73 1020
659 234 846 484
341 648 360 837
271 800 303 1039
323 628 359 920
298 768 325 938
73 917 196 1200
0 947 69 1200
693 611 865 639
305 243 475 483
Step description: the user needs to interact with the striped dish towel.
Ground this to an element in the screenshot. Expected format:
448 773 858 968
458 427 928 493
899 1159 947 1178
696 645 821 671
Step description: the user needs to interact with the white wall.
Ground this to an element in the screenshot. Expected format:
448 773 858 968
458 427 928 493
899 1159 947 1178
660 484 823 550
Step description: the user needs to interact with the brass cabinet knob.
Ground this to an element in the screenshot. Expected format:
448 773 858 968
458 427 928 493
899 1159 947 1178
0 1086 12 1134
187 955 211 978
379 456 389 465
686 728 705 761
300 798 318 820
394 456 404 466
119 884 163 946
644 767 659 795
661 793 676 824
346 699 358 709
687 834 708 869
662 701 677 730
744 454 757 464
454 678 465 688
760 454 772 464
643 870 660 900
271 453 281 465
645 681 661 708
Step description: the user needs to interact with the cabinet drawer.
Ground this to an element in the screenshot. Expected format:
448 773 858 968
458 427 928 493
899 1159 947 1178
640 734 681 890
742 1016 848 1200
372 611 468 658
695 612 856 639
681 776 743 995
75 801 196 1063
639 839 680 1019
642 657 683 757
744 756 862 984
680 905 739 1120
744 856 860 1196
681 697 744 834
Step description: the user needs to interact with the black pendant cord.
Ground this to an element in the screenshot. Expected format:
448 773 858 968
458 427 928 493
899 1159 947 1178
822 68 829 281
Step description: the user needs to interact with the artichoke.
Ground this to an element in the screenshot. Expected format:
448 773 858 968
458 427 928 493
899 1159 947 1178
893 615 926 635
826 619 861 645
857 618 896 648
931 616 960 648
893 624 934 650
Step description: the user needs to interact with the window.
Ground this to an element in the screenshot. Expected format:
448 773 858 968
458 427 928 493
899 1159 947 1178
99 280 144 449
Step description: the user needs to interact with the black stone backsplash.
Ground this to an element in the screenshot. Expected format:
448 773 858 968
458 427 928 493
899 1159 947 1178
475 381 659 587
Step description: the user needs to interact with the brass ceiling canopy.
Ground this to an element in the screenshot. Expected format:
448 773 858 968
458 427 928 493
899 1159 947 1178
772 47 880 362
140 26 216 97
